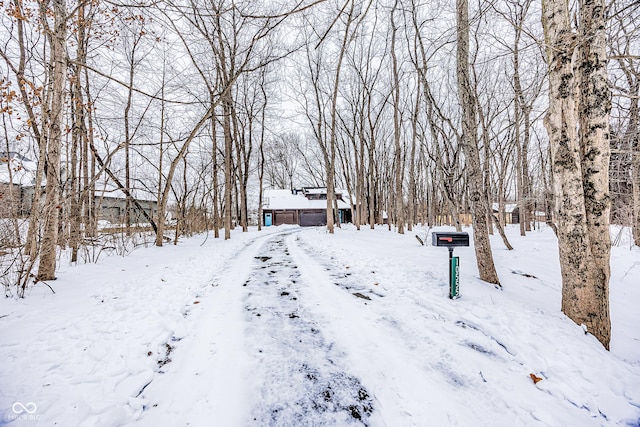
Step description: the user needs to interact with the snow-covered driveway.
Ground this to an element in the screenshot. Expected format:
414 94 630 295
135 229 377 426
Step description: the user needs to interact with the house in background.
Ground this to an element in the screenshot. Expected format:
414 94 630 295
0 152 39 217
2 152 158 224
93 180 158 224
0 179 31 217
94 193 158 224
492 202 519 224
492 202 546 225
262 187 352 227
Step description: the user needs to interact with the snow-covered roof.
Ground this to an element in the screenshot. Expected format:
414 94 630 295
300 187 349 197
95 180 158 203
267 189 296 199
0 155 37 186
492 203 518 213
264 189 350 210
0 152 157 204
303 187 326 194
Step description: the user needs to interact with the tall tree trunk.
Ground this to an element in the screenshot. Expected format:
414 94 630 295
368 137 376 229
358 135 366 229
577 0 612 347
83 65 96 238
408 87 419 231
478 90 512 250
629 80 640 246
477 93 494 235
327 1 356 234
357 121 366 230
223 96 234 240
155 64 167 247
391 0 404 234
175 155 188 244
233 172 239 229
212 112 220 239
366 92 377 229
1 113 22 245
124 42 136 235
634 135 640 246
69 2 88 262
7 0 42 257
542 0 611 348
513 41 526 237
516 109 526 236
456 0 500 285
240 110 252 232
522 109 532 232
214 12 235 241
231 105 246 232
514 20 533 234
37 0 66 281
258 76 267 231
70 78 81 262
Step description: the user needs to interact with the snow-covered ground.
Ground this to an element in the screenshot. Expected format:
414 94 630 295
1 224 639 426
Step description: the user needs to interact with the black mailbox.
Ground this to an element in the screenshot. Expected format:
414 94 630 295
432 232 470 248
432 231 469 300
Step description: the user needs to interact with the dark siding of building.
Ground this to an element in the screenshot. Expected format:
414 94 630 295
511 207 520 224
299 210 326 226
273 210 297 225
264 208 352 227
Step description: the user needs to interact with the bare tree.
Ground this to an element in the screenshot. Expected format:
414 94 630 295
325 0 357 233
36 0 67 281
266 133 300 189
541 0 612 348
155 0 293 241
456 0 500 285
257 68 268 231
609 0 640 246
0 0 47 261
390 0 405 234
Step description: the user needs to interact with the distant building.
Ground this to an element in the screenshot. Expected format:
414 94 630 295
0 152 38 217
1 152 157 223
492 202 546 225
492 202 519 224
93 187 158 224
262 187 352 226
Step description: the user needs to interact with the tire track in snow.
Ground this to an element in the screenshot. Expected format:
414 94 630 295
131 227 302 426
243 233 374 426
287 232 515 426
292 230 628 426
132 228 373 426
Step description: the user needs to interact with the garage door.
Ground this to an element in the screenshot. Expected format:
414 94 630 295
274 212 296 225
300 211 326 227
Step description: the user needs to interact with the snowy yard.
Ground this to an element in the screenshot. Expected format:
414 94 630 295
1 225 639 426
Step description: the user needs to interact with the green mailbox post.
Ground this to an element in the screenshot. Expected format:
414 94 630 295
432 232 470 299
450 254 460 298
